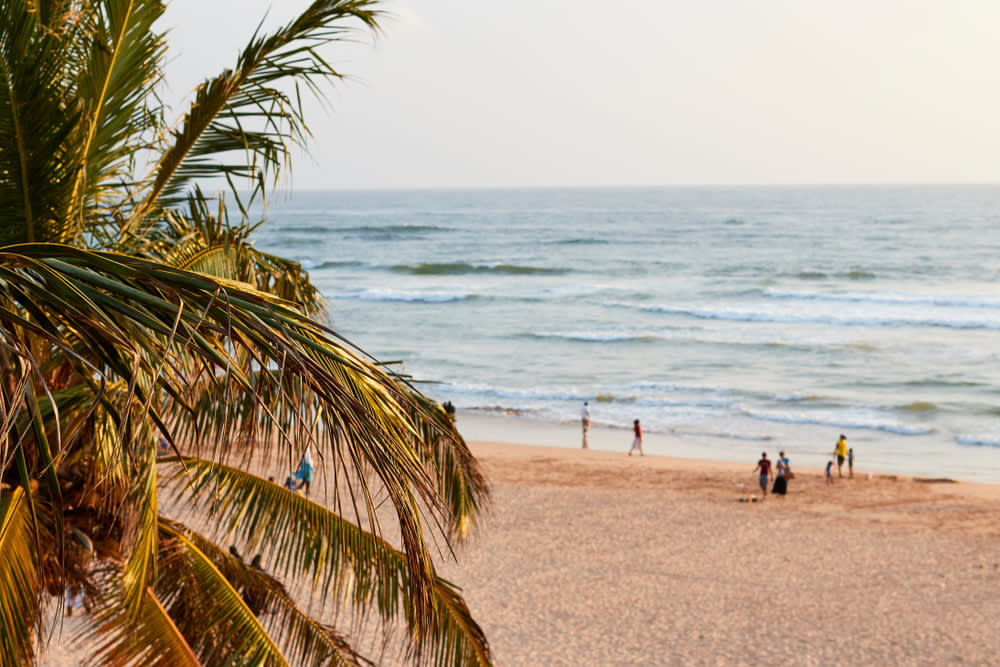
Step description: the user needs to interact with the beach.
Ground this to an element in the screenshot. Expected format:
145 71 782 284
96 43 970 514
40 426 1000 666
434 439 1000 665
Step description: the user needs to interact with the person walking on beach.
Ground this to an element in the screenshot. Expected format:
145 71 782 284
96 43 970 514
772 451 790 495
628 419 644 456
581 402 591 449
753 452 772 497
826 460 835 485
834 434 848 477
848 447 854 479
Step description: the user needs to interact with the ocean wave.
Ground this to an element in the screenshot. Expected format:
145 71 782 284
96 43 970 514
438 384 586 403
776 394 823 402
341 224 448 233
346 289 473 303
897 401 937 413
956 435 1000 448
309 260 365 270
740 408 932 435
551 238 610 245
391 262 568 275
637 304 1000 330
796 271 827 280
673 428 773 442
763 288 1000 309
528 330 663 343
439 383 729 410
277 224 335 234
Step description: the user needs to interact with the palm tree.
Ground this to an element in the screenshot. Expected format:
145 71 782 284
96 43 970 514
0 1 491 665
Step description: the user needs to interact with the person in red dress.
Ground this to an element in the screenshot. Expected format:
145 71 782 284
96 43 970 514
628 419 644 456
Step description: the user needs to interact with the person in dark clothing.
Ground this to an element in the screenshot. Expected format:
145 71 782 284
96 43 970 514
772 451 790 495
753 452 772 497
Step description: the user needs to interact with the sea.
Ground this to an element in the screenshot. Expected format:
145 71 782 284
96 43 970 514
254 186 1000 483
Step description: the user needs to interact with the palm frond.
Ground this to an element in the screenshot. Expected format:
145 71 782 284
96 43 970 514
137 190 324 315
125 0 380 227
168 519 372 667
88 585 203 667
121 438 159 619
160 458 493 665
0 0 86 245
1 243 443 625
0 487 40 666
405 390 489 542
73 0 168 242
157 521 289 666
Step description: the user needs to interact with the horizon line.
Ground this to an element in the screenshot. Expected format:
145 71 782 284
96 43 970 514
281 181 1000 192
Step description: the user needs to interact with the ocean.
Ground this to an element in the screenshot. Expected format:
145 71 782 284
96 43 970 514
254 186 1000 482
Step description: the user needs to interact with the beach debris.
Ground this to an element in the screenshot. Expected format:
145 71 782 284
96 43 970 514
738 496 758 503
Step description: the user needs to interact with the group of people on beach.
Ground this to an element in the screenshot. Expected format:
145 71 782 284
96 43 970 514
826 434 854 484
581 402 644 455
753 451 792 497
581 402 859 495
755 435 856 498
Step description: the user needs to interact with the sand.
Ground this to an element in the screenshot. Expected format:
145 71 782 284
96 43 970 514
39 439 1000 666
432 441 1000 666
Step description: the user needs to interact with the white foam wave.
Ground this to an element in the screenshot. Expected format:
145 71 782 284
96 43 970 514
956 435 1000 448
639 304 1000 330
764 288 1000 309
740 408 932 435
350 289 471 303
532 330 661 343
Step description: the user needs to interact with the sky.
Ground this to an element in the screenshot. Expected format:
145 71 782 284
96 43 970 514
161 1 1000 189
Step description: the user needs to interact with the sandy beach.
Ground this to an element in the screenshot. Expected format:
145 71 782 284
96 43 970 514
40 434 1000 666
430 440 1000 666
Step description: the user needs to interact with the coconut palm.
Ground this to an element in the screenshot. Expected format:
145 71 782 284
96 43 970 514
0 1 491 665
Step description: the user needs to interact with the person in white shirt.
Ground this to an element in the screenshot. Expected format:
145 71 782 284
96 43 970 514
581 401 591 449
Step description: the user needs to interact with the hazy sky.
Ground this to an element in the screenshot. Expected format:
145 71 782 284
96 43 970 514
162 1 1000 189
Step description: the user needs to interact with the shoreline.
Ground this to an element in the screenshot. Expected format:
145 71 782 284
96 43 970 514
455 410 1000 485
465 439 1000 513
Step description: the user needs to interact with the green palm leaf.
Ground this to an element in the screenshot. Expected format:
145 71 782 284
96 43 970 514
0 487 40 666
0 0 85 245
156 521 288 666
73 0 167 241
167 519 372 667
160 457 492 665
126 0 379 227
89 585 203 667
404 390 489 542
0 1 494 662
2 243 445 620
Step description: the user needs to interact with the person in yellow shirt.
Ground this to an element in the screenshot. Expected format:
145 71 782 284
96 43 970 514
834 434 848 478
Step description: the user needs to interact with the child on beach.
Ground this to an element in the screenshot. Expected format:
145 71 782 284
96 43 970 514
848 448 854 478
628 419 643 456
826 460 834 485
